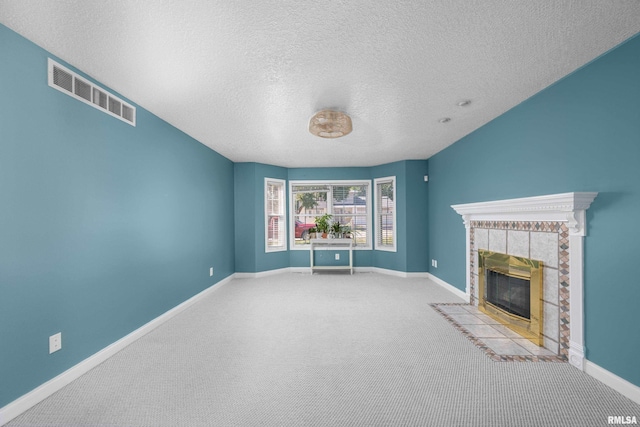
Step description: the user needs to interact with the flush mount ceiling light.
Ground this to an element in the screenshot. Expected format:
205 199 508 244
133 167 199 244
309 109 352 138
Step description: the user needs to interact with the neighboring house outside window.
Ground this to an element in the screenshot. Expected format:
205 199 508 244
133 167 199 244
265 178 286 252
289 180 371 249
374 176 396 252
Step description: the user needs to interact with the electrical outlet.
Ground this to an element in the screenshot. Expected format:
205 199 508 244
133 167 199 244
49 332 62 354
431 259 438 268
209 267 214 277
335 254 340 260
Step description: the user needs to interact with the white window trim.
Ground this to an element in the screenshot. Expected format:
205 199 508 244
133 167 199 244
265 178 287 253
289 179 372 250
374 176 397 252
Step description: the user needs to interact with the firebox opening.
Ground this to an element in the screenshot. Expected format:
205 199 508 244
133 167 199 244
478 250 544 346
486 270 531 320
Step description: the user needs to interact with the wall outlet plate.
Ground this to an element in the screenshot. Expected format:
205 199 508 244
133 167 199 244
49 332 62 354
210 267 214 277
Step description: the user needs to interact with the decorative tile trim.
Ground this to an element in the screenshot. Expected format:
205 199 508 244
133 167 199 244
469 221 570 359
431 303 567 363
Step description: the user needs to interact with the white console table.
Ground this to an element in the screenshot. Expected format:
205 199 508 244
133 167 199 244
309 238 353 274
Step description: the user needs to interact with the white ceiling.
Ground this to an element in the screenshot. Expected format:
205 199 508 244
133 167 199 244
2 1 639 167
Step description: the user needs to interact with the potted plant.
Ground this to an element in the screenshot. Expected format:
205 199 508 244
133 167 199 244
331 221 343 238
314 213 332 238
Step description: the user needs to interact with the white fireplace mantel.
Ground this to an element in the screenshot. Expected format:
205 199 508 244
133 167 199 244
451 192 598 236
451 192 598 370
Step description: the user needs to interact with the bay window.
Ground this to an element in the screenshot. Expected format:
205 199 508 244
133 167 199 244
290 180 371 249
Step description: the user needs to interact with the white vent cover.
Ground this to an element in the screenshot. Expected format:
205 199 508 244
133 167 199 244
48 58 136 126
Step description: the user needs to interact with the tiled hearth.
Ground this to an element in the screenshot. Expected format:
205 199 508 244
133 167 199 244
432 303 563 362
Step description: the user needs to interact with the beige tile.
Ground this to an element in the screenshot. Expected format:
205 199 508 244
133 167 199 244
463 324 507 338
438 305 470 315
474 228 489 251
513 339 556 356
543 302 559 341
507 230 529 258
490 324 525 338
531 232 558 268
489 229 507 253
482 338 532 356
543 336 559 354
474 313 501 324
461 305 482 315
449 314 486 325
543 267 559 305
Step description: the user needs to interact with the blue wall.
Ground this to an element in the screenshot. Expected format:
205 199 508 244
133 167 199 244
372 160 429 273
427 34 640 387
234 162 289 273
0 25 235 407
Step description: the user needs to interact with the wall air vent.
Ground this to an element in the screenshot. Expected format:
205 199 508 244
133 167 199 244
48 58 136 126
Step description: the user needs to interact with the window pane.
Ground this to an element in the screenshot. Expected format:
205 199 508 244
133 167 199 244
291 181 370 248
376 179 395 249
266 179 286 251
292 187 328 245
267 215 285 247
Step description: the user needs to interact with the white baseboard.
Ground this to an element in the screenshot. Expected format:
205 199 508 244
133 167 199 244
426 273 469 302
0 275 234 427
234 267 293 279
245 266 431 278
585 360 640 406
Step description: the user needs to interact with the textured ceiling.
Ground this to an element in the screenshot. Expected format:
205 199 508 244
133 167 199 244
1 1 639 167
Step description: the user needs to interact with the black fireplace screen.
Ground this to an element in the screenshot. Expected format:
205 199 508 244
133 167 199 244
485 269 530 319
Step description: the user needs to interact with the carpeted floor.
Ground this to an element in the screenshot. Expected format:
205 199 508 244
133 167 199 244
7 272 640 426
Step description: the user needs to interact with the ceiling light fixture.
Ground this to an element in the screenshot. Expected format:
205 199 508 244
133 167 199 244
457 100 472 107
309 109 352 138
438 117 451 123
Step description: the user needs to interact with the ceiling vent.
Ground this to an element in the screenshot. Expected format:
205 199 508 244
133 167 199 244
48 58 136 126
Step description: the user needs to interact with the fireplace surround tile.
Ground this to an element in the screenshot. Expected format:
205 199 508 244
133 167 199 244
507 230 529 258
543 267 559 305
474 227 489 251
488 229 506 253
531 231 559 268
543 301 559 341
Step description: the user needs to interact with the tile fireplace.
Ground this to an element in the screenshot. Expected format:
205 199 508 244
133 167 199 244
452 192 597 370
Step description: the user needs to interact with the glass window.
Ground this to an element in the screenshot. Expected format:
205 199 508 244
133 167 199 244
375 177 396 252
265 178 286 252
290 180 371 249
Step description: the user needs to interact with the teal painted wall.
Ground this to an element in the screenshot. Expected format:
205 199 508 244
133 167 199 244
234 163 289 273
233 163 257 272
404 161 429 272
371 160 429 273
0 25 235 407
427 34 640 387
